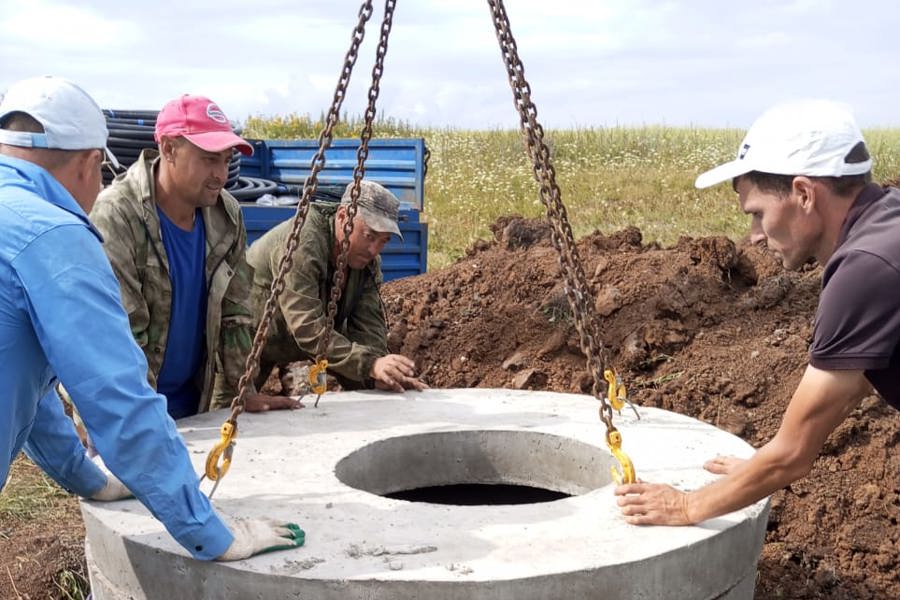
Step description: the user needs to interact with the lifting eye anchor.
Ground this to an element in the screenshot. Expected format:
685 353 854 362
604 368 641 420
309 359 328 407
606 428 636 485
604 369 626 412
203 420 236 498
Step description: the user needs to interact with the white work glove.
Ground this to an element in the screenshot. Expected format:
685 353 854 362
216 517 305 561
87 457 133 501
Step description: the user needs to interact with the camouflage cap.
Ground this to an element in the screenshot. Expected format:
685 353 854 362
340 180 402 239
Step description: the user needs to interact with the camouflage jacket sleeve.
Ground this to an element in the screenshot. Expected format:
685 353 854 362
345 262 389 355
278 236 382 384
89 193 157 389
210 212 257 409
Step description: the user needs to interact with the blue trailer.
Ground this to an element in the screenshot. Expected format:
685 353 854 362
238 138 428 282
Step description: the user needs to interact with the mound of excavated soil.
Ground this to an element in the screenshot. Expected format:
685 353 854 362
381 216 899 600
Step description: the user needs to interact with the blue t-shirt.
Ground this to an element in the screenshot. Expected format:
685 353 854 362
156 207 207 419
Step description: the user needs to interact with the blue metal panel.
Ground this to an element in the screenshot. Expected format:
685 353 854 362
241 138 425 211
239 143 264 178
241 205 287 245
381 213 428 282
240 205 426 283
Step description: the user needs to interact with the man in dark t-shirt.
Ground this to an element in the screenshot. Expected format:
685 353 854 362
615 100 899 526
810 183 900 409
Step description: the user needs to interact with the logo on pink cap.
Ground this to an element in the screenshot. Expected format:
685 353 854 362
206 103 228 124
154 94 253 157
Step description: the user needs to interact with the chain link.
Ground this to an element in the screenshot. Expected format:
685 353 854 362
486 0 617 431
226 0 377 423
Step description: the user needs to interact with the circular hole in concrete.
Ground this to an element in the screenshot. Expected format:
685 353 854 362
335 430 616 506
385 483 569 505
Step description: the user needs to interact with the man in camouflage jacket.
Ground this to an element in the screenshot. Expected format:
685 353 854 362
91 95 299 417
247 180 427 392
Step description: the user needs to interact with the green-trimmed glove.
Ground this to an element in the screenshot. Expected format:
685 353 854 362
216 517 305 561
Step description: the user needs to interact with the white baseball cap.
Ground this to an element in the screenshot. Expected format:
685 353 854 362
695 99 871 189
0 75 119 167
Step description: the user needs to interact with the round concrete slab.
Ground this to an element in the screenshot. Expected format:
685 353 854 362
82 388 768 599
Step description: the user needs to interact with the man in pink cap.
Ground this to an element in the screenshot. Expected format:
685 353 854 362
91 95 301 418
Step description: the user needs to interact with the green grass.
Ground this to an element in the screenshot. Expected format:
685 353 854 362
54 568 89 600
243 115 900 270
2 458 90 600
0 457 69 522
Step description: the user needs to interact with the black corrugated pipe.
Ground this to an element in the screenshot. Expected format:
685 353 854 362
226 176 279 201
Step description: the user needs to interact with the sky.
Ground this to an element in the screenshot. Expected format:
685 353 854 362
2 0 899 129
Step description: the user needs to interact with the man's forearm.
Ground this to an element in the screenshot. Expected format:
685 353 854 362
325 336 381 382
23 389 107 498
685 441 811 523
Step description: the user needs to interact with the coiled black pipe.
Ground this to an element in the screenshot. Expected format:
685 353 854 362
226 176 280 201
280 184 346 203
104 109 159 121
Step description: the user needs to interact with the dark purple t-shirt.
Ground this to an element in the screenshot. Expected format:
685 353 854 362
809 184 900 410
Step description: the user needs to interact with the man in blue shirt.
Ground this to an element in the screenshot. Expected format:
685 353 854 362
0 76 301 561
91 94 301 419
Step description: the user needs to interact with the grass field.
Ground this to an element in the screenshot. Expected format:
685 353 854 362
244 115 900 269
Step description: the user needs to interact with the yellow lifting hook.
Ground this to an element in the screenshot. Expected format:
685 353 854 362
604 368 641 419
604 368 626 412
606 428 636 485
309 359 328 407
204 420 236 498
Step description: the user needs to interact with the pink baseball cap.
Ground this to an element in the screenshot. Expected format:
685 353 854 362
154 94 252 156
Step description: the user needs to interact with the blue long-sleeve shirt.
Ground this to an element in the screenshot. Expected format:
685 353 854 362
24 388 107 497
0 155 232 560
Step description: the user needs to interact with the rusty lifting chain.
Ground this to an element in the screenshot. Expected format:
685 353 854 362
315 0 397 403
204 0 397 497
486 0 637 485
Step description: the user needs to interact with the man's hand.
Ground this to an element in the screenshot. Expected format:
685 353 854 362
87 457 133 501
703 455 747 475
216 517 304 561
614 481 694 526
244 393 304 413
90 472 133 501
371 354 429 392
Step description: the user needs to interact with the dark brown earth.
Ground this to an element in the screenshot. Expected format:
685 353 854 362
2 215 897 599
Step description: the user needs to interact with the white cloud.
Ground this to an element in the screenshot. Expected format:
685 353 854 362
735 32 791 50
1 0 898 127
780 0 834 15
0 0 143 51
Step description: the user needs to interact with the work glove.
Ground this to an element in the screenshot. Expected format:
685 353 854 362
87 457 133 501
216 517 305 561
